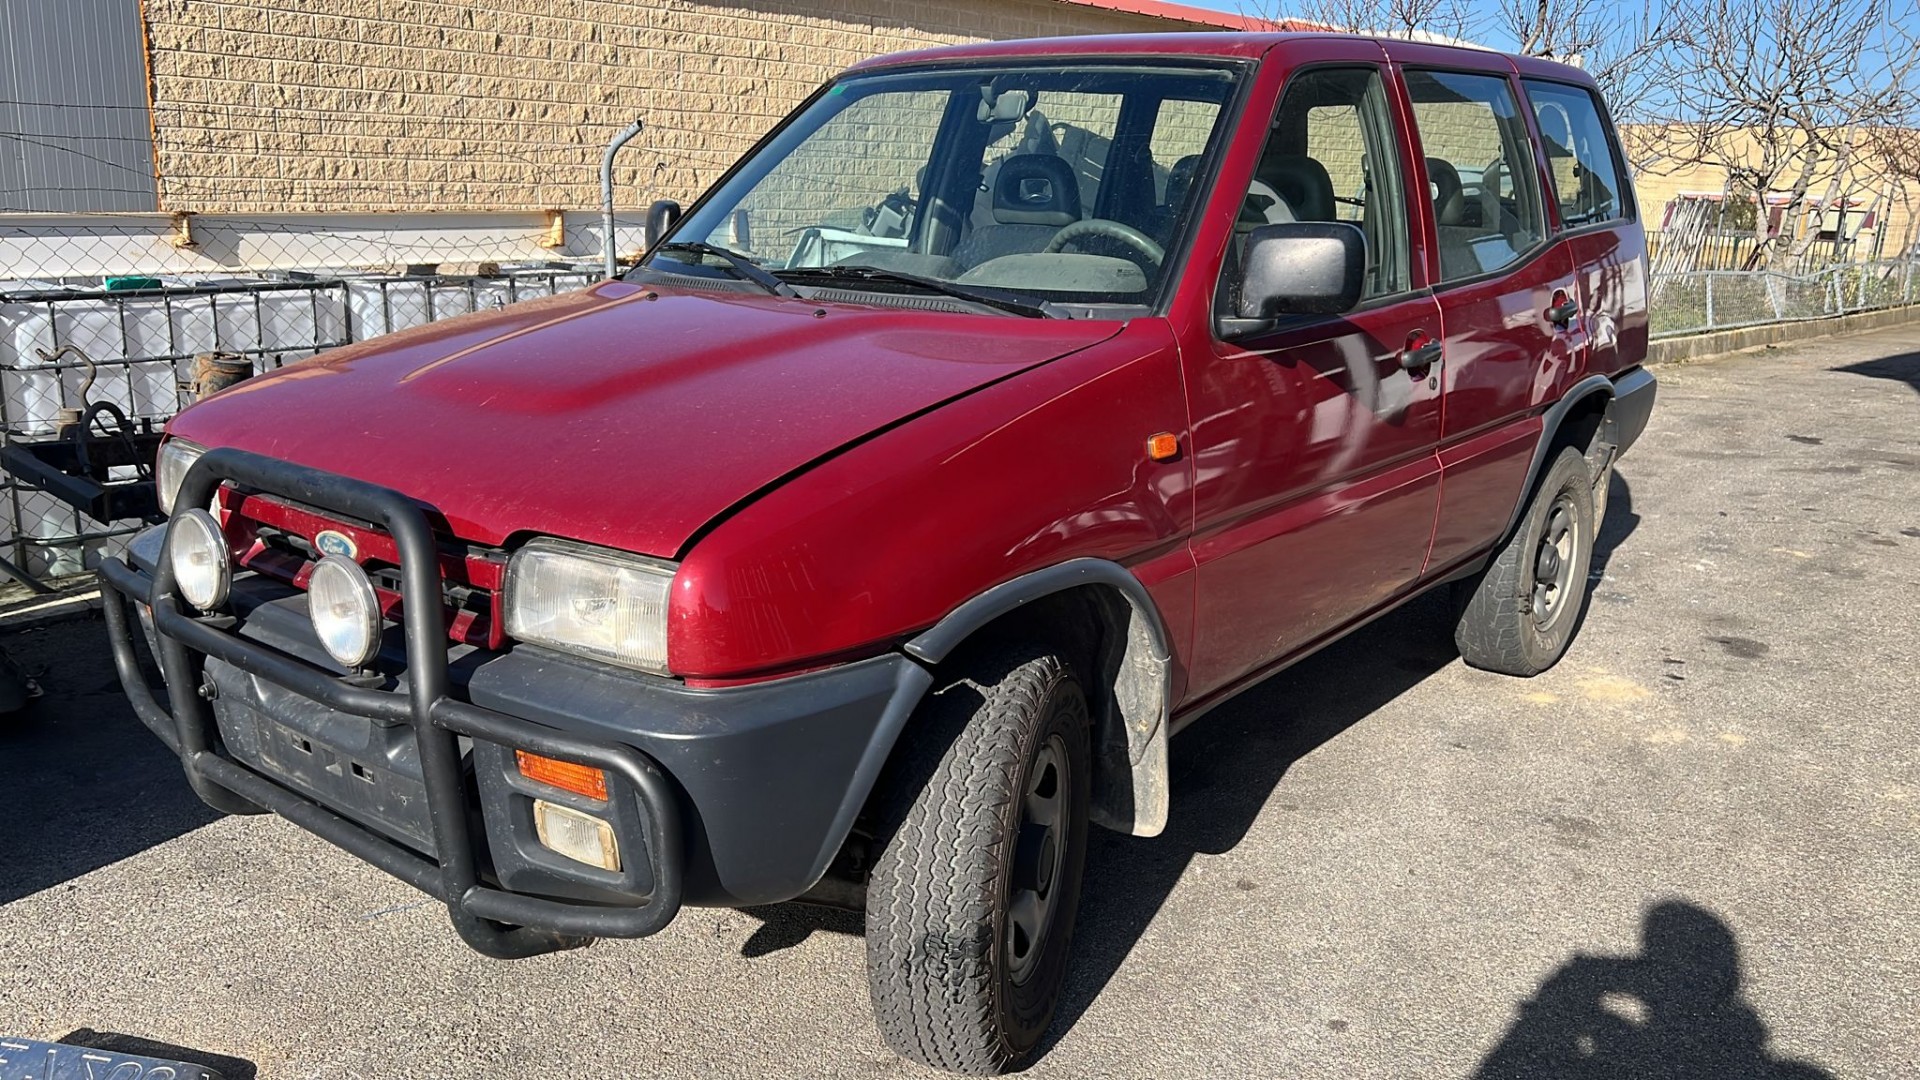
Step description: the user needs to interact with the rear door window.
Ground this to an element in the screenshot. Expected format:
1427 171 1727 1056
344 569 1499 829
1523 80 1629 228
1404 70 1546 282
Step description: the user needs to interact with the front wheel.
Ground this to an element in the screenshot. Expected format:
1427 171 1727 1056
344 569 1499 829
1453 445 1597 676
864 644 1091 1075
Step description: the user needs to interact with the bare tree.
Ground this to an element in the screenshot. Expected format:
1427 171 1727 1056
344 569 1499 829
1253 0 1666 145
1282 0 1476 44
1488 0 1667 128
1496 0 1603 58
1638 0 1916 267
1866 124 1920 254
1861 24 1920 256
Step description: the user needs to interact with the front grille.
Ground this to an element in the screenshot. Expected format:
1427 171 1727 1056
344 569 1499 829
222 490 508 648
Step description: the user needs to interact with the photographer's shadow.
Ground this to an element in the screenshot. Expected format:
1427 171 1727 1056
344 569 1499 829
1475 900 1833 1080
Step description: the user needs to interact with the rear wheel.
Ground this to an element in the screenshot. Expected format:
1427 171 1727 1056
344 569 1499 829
865 644 1091 1075
1454 445 1596 676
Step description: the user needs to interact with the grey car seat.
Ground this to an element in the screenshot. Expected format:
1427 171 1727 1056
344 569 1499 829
951 154 1082 272
1148 153 1203 243
1258 155 1336 222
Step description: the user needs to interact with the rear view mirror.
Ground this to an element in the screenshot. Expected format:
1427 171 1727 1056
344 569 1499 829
645 199 682 248
1232 222 1366 321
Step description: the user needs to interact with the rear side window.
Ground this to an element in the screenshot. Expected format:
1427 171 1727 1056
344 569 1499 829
1404 70 1546 283
1524 80 1628 228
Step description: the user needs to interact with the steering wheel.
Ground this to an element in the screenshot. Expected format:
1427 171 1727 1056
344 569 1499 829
1043 218 1166 267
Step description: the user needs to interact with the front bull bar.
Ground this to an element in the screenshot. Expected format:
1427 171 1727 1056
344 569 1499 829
96 447 685 958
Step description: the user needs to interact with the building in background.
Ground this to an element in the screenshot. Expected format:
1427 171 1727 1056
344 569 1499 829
6 2 1916 257
0 0 158 212
11 0 1270 218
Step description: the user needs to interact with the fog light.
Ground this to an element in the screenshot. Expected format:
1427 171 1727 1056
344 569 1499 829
533 799 621 872
308 554 381 668
166 508 230 611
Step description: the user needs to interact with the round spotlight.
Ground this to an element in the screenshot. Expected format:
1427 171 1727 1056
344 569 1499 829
309 555 382 668
167 508 230 611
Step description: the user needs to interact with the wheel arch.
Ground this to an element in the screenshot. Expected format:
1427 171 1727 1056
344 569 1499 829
903 558 1174 838
1496 374 1617 545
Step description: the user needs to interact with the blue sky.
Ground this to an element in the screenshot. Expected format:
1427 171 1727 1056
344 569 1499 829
1169 0 1913 104
1171 0 1594 53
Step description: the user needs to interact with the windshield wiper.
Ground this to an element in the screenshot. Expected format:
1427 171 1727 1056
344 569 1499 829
654 242 799 298
775 265 1063 319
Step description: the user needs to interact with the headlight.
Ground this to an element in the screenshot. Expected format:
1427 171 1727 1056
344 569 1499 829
505 538 674 674
309 555 382 669
155 438 208 516
166 508 230 611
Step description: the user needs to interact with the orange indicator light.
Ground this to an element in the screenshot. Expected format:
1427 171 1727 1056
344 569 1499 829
1146 432 1180 462
516 750 609 801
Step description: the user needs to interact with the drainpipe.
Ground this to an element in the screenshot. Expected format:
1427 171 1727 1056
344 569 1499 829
602 118 645 279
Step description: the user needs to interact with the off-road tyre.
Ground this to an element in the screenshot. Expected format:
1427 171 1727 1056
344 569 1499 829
864 643 1092 1075
1454 445 1596 676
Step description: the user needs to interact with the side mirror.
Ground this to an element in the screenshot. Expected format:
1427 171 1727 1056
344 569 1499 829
1232 221 1366 321
645 199 682 247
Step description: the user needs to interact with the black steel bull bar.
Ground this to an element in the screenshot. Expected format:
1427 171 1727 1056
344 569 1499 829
97 447 684 957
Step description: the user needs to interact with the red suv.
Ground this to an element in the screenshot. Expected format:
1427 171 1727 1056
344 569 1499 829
103 31 1654 1075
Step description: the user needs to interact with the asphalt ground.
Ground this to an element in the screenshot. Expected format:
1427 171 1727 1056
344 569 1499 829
1 325 1915 1079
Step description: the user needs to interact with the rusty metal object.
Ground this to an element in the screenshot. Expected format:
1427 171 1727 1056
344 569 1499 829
191 352 253 400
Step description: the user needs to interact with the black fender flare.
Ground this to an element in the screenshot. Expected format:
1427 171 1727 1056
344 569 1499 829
1494 374 1617 546
903 558 1176 837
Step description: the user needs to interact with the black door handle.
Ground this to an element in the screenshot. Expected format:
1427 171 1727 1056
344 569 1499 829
1400 340 1443 370
1547 298 1580 326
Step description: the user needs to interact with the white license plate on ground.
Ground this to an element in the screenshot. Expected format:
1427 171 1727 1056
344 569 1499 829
0 1038 223 1080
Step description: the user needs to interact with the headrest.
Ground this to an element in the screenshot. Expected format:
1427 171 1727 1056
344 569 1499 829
1165 154 1202 208
1427 156 1467 226
1258 155 1336 223
993 154 1081 227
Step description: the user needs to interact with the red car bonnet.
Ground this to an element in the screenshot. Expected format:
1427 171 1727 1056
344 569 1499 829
168 280 1122 557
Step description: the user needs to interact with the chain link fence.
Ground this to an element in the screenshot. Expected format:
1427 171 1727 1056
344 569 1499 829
1 224 613 582
1649 256 1920 339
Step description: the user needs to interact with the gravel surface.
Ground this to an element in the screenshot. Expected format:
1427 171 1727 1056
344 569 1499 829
2 325 1915 1079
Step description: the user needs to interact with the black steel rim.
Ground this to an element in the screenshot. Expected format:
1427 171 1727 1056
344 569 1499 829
1007 731 1069 986
1531 494 1578 626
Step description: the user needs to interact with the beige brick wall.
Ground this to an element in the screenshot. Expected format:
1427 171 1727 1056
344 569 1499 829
139 0 1206 213
1622 125 1920 253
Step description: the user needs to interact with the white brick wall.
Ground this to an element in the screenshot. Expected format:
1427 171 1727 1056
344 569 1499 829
141 0 1208 213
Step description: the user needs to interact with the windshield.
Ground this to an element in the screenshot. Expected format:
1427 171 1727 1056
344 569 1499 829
644 62 1241 315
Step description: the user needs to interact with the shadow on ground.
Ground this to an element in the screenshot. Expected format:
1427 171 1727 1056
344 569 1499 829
0 613 219 905
1838 348 1920 394
1474 900 1833 1080
1592 471 1639 581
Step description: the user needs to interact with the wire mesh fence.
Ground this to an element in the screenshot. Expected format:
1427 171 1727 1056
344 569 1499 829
1648 257 1920 338
0 262 605 582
